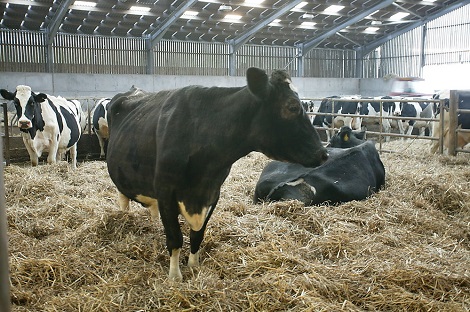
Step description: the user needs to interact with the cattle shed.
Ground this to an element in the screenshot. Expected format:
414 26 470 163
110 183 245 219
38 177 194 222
1 1 470 311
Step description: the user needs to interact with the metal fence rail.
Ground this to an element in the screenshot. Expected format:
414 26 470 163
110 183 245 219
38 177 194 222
304 97 448 154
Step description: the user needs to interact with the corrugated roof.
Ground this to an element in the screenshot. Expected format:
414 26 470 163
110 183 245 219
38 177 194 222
0 0 468 52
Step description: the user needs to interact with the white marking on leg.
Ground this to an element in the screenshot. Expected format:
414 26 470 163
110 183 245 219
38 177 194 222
178 201 208 232
118 191 130 210
169 248 183 280
188 251 200 267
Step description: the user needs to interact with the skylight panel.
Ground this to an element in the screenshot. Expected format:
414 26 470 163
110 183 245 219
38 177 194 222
324 5 344 14
244 0 264 5
268 19 281 26
299 21 316 29
390 12 409 21
293 2 307 10
224 14 242 21
74 1 96 7
365 26 379 32
181 10 198 19
129 6 151 14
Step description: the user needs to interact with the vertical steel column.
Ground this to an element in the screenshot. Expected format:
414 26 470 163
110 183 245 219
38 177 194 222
448 90 458 156
419 24 427 77
2 103 10 166
145 37 155 75
0 132 11 312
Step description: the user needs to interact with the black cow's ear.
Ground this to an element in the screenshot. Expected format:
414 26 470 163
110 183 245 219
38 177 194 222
34 93 48 103
246 67 269 99
355 130 366 140
0 89 14 100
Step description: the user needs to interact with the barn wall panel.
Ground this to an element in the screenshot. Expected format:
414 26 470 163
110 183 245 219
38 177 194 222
304 49 357 78
363 4 470 78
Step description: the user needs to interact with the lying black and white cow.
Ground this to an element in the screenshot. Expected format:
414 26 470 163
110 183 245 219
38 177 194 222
312 95 362 141
393 100 434 137
0 85 84 168
254 126 385 206
431 91 470 153
91 98 111 158
359 96 397 141
105 67 328 280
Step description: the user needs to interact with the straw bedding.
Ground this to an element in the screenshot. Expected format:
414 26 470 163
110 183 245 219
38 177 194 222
4 140 470 311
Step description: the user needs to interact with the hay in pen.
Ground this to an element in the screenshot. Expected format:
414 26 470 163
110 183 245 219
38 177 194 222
4 140 470 311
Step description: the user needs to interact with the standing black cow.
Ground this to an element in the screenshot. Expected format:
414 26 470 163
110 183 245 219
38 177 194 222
254 126 385 206
105 67 328 280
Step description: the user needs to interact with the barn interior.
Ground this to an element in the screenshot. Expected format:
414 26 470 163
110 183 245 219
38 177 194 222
0 0 469 311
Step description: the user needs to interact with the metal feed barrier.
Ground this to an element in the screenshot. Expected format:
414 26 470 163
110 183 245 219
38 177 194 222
1 91 470 164
303 93 470 156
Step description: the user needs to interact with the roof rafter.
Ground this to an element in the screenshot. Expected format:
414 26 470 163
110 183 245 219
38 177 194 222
147 0 198 48
227 0 305 51
47 0 75 45
298 0 395 55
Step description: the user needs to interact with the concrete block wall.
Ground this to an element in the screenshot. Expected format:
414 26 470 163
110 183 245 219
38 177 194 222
0 72 392 102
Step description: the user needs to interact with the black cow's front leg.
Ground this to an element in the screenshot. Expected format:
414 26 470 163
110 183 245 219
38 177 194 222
188 203 216 268
159 198 184 280
188 226 206 267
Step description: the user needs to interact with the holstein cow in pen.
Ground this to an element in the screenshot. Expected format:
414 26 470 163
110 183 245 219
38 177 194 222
431 91 470 153
91 98 111 158
393 99 434 137
312 95 362 141
105 67 328 280
301 100 315 123
359 96 397 142
0 85 84 168
254 126 385 206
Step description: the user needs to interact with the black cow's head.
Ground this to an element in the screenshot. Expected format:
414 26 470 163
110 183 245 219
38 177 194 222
0 85 47 130
328 126 366 148
246 67 328 167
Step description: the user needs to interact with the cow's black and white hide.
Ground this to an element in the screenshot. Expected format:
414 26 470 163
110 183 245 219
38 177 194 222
0 85 84 168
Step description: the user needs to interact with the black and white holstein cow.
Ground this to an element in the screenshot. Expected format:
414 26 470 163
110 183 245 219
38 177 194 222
91 98 111 158
0 85 84 168
393 100 434 137
312 96 362 141
254 126 385 206
105 67 328 280
359 96 397 142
